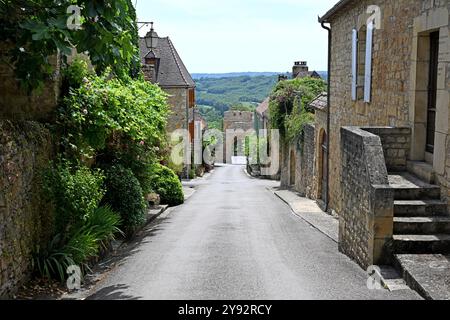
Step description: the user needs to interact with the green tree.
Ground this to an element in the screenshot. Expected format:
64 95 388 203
0 0 140 91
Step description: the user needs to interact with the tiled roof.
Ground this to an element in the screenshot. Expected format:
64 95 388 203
309 92 328 111
319 0 352 22
256 97 270 117
139 36 195 88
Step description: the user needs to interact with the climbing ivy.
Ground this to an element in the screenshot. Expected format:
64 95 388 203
269 77 326 142
57 59 169 160
0 0 140 91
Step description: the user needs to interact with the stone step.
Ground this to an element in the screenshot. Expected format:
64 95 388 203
394 254 450 300
389 173 441 200
407 161 436 184
394 217 450 235
394 200 448 217
393 234 450 254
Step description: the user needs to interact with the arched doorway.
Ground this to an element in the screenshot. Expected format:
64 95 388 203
318 131 328 201
289 149 296 186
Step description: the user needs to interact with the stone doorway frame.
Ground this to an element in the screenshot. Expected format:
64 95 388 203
289 149 296 186
409 7 449 178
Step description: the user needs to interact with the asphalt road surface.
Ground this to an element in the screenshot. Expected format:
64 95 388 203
86 165 420 300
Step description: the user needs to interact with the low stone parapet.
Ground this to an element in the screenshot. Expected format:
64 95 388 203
340 126 395 268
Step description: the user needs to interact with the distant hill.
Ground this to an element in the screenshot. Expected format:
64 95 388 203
192 72 286 79
192 71 328 80
195 72 328 127
195 75 279 115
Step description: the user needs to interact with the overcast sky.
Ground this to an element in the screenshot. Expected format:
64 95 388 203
135 0 337 73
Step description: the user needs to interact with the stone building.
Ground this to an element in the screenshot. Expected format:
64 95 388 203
300 0 450 269
292 61 322 79
140 26 196 136
223 111 254 164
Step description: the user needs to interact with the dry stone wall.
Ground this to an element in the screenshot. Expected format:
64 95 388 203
0 121 54 297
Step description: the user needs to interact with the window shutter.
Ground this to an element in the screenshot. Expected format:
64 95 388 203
364 21 374 103
351 29 358 101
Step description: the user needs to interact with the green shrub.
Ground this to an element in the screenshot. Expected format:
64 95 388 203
149 164 184 207
58 63 169 159
33 206 121 282
43 162 106 235
103 165 147 235
37 162 122 281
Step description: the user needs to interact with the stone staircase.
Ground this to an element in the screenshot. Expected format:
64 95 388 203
389 172 450 254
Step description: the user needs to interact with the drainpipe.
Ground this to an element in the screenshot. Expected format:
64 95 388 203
321 19 331 213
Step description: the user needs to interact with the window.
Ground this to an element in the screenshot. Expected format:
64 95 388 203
351 21 374 103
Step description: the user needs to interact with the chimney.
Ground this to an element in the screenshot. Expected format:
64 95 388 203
292 61 308 79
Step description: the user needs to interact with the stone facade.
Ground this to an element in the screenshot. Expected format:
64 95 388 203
223 111 254 163
323 0 450 214
0 121 55 297
164 87 189 133
317 0 450 267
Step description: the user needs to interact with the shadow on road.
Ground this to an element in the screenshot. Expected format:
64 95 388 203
86 284 141 300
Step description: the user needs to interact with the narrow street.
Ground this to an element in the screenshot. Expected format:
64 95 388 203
86 165 420 300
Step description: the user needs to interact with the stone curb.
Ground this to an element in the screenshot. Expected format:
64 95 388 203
272 189 339 243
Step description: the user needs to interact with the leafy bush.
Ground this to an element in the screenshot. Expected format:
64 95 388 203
102 165 147 235
43 162 106 234
58 62 169 160
149 164 184 207
33 205 122 282
63 58 91 90
37 162 122 281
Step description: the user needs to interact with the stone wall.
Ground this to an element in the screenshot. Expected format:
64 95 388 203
164 87 188 133
364 127 412 172
299 125 316 198
326 0 450 213
340 127 394 268
0 121 55 298
0 45 61 121
280 124 317 199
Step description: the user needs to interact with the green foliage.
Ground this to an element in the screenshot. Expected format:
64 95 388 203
285 105 315 143
57 61 169 160
245 134 270 165
198 105 223 130
269 77 326 140
33 205 121 281
62 58 90 87
149 164 184 207
196 75 278 115
102 165 147 235
37 161 122 281
230 103 256 112
43 161 105 234
1 0 140 91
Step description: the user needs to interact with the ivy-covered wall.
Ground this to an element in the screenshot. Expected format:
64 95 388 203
0 120 54 298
